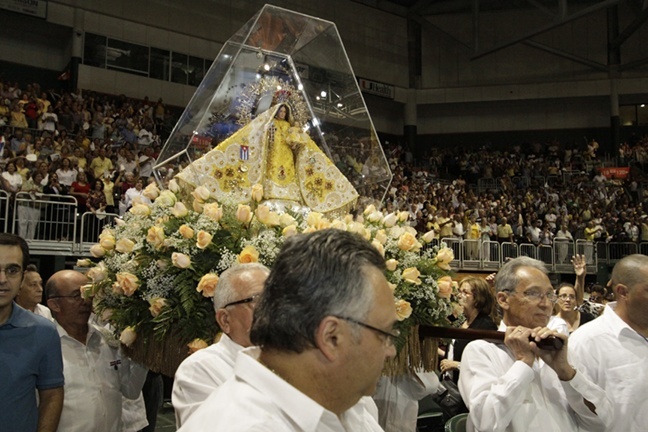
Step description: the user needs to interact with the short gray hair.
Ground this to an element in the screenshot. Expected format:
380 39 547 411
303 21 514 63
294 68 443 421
495 256 548 293
213 263 270 310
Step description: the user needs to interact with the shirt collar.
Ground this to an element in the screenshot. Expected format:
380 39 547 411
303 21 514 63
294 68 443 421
602 302 640 339
0 302 31 328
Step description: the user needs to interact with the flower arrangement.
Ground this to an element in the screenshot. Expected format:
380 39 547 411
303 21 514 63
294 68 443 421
80 182 461 375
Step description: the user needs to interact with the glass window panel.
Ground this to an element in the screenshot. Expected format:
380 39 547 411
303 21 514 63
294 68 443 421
619 105 636 126
150 47 170 81
188 56 205 86
171 52 188 84
83 33 107 68
106 38 149 76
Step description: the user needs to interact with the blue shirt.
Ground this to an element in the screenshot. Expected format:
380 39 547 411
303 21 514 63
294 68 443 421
0 303 65 432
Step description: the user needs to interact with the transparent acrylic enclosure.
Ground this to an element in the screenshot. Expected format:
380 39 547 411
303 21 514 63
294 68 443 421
154 4 392 206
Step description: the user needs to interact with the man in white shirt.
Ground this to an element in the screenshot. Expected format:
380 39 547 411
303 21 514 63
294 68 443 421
569 254 648 432
172 263 270 426
15 264 53 321
458 256 612 432
179 229 397 431
46 270 148 432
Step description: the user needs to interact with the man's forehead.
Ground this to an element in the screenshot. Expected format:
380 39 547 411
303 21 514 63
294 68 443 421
515 267 551 290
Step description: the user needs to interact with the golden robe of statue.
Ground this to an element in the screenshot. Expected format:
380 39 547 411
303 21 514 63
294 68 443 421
176 103 358 214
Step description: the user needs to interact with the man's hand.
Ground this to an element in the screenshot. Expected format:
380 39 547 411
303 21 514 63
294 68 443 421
440 359 460 373
530 327 575 381
504 326 535 367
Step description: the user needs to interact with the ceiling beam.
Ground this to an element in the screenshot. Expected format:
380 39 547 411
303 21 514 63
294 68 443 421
609 3 648 49
522 40 609 71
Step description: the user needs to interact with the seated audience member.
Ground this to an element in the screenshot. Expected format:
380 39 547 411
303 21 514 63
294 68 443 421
15 264 52 320
179 229 396 431
172 263 270 426
458 256 612 432
0 233 64 432
440 276 499 383
46 270 148 432
569 254 648 432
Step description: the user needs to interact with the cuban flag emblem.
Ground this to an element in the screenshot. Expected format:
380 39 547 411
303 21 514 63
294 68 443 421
240 145 249 160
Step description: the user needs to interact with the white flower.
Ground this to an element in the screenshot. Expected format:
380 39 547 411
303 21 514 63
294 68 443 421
383 213 397 228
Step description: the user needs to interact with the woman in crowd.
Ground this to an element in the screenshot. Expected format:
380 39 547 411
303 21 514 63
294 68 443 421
55 157 77 187
70 170 91 214
85 178 108 241
552 283 595 334
1 161 23 194
17 171 44 239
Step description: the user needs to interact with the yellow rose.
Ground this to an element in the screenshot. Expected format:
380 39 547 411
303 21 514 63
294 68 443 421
395 299 413 321
389 226 405 239
178 224 195 239
90 244 106 258
115 238 135 254
168 179 179 193
315 218 331 230
385 259 399 272
404 226 418 236
99 234 116 251
382 212 397 228
155 190 177 207
171 202 189 218
119 326 137 347
197 273 219 297
86 262 108 282
192 199 204 213
363 204 377 215
238 245 259 263
203 202 223 222
422 230 435 243
142 182 160 200
196 230 213 249
301 226 317 234
371 239 385 257
172 252 192 268
187 338 209 354
251 184 264 202
398 211 410 222
344 214 354 224
307 211 323 227
191 185 211 202
347 221 365 236
255 205 280 227
80 284 94 300
76 258 92 267
236 204 253 225
116 272 140 296
437 276 453 299
114 218 126 227
387 282 397 291
146 226 165 249
374 229 387 245
279 213 296 227
435 247 454 271
130 204 151 216
367 211 383 223
402 267 422 285
397 232 422 252
148 297 167 317
282 224 298 237
331 220 347 231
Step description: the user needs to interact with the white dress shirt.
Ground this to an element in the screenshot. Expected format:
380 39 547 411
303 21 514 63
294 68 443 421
172 333 242 427
55 322 148 432
34 303 54 321
178 347 384 432
569 302 648 432
458 322 611 432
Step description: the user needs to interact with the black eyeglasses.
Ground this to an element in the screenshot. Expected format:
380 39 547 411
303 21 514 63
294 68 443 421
333 315 400 346
223 293 260 308
49 292 83 301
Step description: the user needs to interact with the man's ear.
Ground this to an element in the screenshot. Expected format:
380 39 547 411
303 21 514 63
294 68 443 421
46 298 60 314
216 309 230 334
497 291 510 312
315 316 344 362
614 284 628 300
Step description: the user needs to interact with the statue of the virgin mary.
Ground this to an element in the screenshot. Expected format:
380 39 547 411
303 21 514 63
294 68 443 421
176 102 359 215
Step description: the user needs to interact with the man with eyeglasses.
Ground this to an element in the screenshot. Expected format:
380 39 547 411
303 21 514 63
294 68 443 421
0 233 64 432
172 263 270 427
178 229 397 431
45 270 148 432
569 254 648 432
458 256 612 432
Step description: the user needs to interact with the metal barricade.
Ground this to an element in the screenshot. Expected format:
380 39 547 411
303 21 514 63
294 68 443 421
575 240 597 273
79 212 119 253
12 192 78 254
607 242 638 263
0 190 9 233
441 237 462 269
462 239 481 269
537 245 554 268
501 242 518 263
641 242 648 257
595 241 608 265
482 240 500 269
554 239 575 272
519 243 537 259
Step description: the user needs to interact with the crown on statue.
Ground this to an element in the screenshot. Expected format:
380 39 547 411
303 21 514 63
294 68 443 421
272 89 292 105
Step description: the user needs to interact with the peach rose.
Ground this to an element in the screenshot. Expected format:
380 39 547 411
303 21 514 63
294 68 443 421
301 226 317 234
251 184 264 202
116 272 140 296
130 204 151 216
142 182 160 200
197 273 219 297
86 262 108 283
255 205 280 227
171 202 189 218
385 259 399 272
279 213 296 227
316 218 331 230
331 219 347 231
196 230 213 249
187 338 209 354
146 226 165 249
397 232 422 252
282 224 298 237
178 224 195 239
382 212 397 228
172 252 192 268
203 202 223 222
90 244 106 258
115 238 135 254
238 245 259 263
192 199 204 213
402 267 422 285
395 299 413 321
435 247 454 271
120 326 137 347
191 185 210 202
236 204 253 225
148 297 167 317
437 276 453 299
80 284 94 300
372 239 385 257
343 214 354 224
76 258 92 267
99 234 116 251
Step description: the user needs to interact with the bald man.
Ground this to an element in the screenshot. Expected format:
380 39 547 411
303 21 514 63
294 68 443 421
46 270 147 432
569 254 648 432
